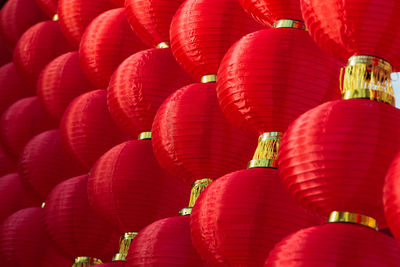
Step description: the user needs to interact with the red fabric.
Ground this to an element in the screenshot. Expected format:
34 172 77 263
278 99 400 227
125 0 185 47
152 83 254 185
126 216 208 267
18 130 86 201
107 48 194 138
37 52 95 121
41 245 73 267
88 140 190 234
217 28 341 138
301 0 400 67
97 262 126 267
79 8 147 89
0 36 12 67
44 175 120 262
13 21 73 88
0 97 57 160
0 207 47 267
35 0 58 18
58 0 115 48
0 147 17 176
170 0 263 81
0 63 33 115
109 0 125 7
238 0 270 26
60 90 127 170
265 223 400 266
191 168 322 266
0 0 46 49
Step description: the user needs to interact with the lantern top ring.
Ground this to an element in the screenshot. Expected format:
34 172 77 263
73 256 103 265
273 19 306 30
348 55 392 71
179 207 192 216
138 132 152 140
156 42 170 49
201 75 217 83
328 211 378 230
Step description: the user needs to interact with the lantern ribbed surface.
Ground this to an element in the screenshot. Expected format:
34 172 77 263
0 37 12 67
126 216 207 266
217 28 340 138
107 48 194 138
13 20 73 88
191 168 322 266
19 130 86 201
79 8 147 89
110 0 124 7
278 99 400 226
265 223 400 266
44 175 120 262
35 0 58 18
152 83 254 185
0 147 17 176
41 245 73 267
37 52 95 121
58 0 115 48
170 0 262 81
60 90 127 170
0 97 57 160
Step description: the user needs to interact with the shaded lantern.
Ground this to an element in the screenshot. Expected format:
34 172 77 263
0 146 17 176
37 51 95 121
0 0 46 49
60 90 127 170
58 0 115 48
42 245 74 267
97 262 126 267
0 96 57 160
44 175 120 265
79 8 147 89
19 129 86 201
0 36 12 67
35 0 58 18
13 20 73 88
109 0 124 7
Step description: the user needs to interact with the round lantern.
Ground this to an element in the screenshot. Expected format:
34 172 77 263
0 146 17 176
42 245 73 267
58 0 115 48
97 262 126 267
110 0 124 7
44 174 120 263
13 20 73 88
0 36 12 67
19 129 86 201
0 63 33 115
170 0 262 81
60 90 127 170
191 168 321 266
0 207 48 267
0 96 57 160
125 0 185 47
37 52 95 120
79 8 147 89
126 216 207 266
35 0 58 18
107 48 193 138
0 0 46 49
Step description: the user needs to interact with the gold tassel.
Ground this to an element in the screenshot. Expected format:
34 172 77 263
179 178 213 216
72 257 102 267
341 55 395 106
248 132 282 169
328 211 378 231
112 232 138 261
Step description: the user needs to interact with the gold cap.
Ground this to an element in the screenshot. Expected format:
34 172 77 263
112 232 138 261
138 132 152 140
41 202 46 208
328 211 378 230
201 75 217 83
52 14 59 21
156 42 170 49
273 19 306 30
179 207 193 216
248 132 282 169
73 257 102 266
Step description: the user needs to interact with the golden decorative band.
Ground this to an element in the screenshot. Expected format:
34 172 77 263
189 178 213 207
248 132 282 169
73 257 102 266
342 88 395 105
347 55 391 71
179 207 193 216
41 202 46 208
52 14 59 21
138 132 152 140
201 75 217 83
112 232 138 261
273 19 306 30
156 42 170 49
328 211 378 230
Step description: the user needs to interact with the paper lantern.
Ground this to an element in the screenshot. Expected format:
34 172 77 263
0 36 12 67
37 52 95 120
126 216 207 266
170 0 262 81
191 168 321 266
44 175 120 263
13 20 73 88
0 0 46 49
60 90 127 170
41 245 73 267
125 0 185 47
19 129 86 201
58 0 115 47
107 48 193 138
0 97 57 160
35 0 58 18
79 8 147 89
0 146 17 176
110 0 124 7
97 262 126 267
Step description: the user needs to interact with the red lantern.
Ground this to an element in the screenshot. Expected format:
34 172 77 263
191 168 321 266
125 0 185 47
0 0 46 49
60 90 127 170
37 52 95 121
97 262 126 267
19 129 86 201
265 223 400 266
35 0 58 18
0 36 12 67
126 216 207 266
110 0 124 7
0 146 17 176
42 245 73 267
58 0 115 48
0 97 57 160
13 20 73 88
170 0 262 81
79 8 147 89
107 48 193 138
44 175 120 263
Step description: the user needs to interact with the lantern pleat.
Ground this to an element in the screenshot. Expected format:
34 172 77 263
107 48 194 137
37 52 95 121
79 8 147 89
35 0 58 18
60 90 127 170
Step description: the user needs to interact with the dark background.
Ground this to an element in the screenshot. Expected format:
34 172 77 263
0 0 6 8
